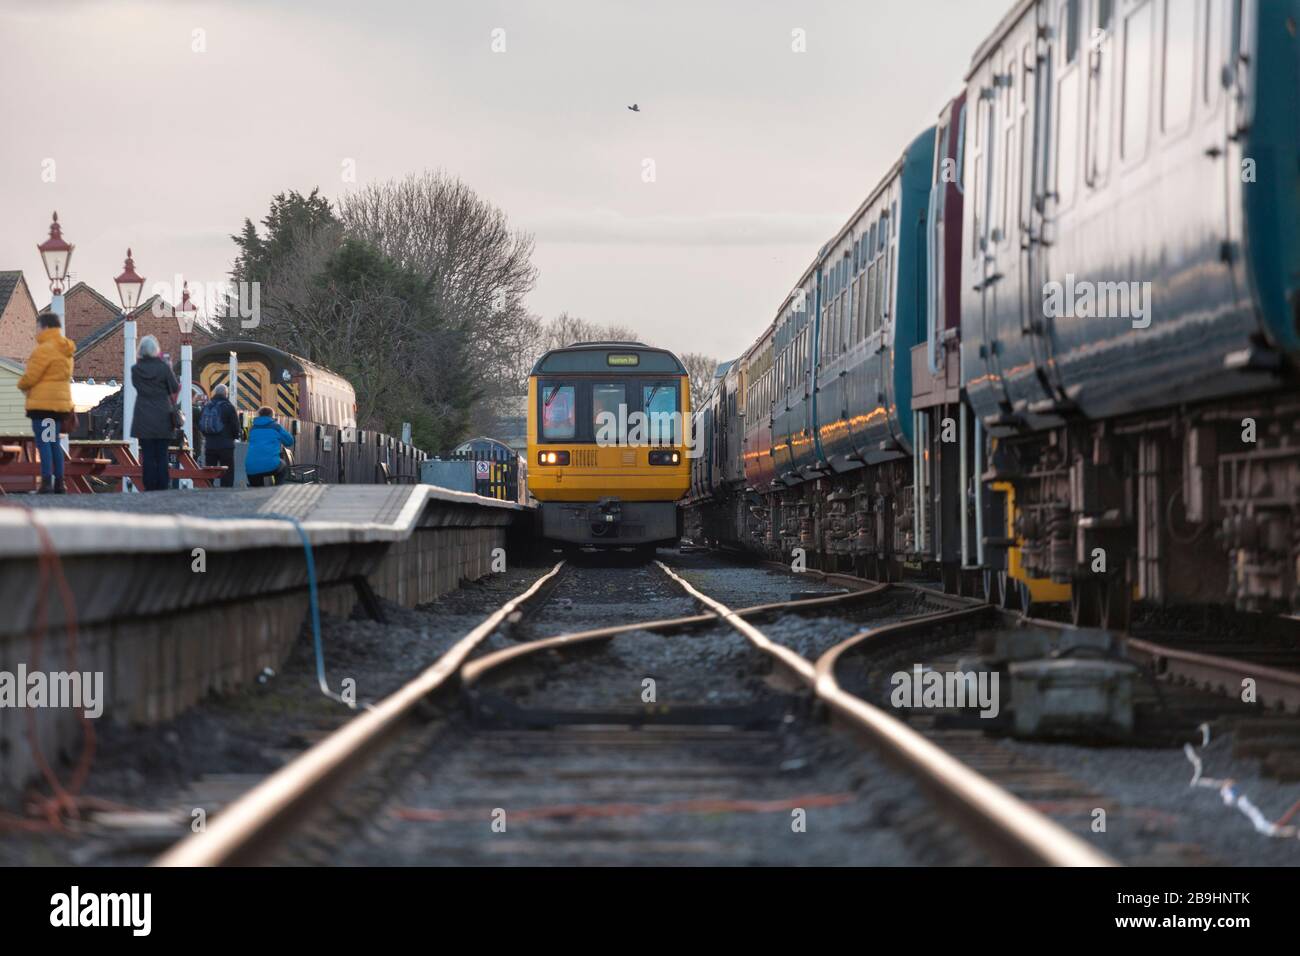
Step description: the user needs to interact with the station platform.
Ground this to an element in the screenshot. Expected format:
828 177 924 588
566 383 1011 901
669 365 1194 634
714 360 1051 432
0 485 533 794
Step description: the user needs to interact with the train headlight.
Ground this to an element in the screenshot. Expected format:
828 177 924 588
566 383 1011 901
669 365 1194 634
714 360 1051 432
649 450 681 465
538 451 570 465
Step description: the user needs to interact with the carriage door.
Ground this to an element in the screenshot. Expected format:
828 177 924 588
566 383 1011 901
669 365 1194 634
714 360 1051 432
974 49 1014 414
1023 0 1073 410
714 379 727 485
1223 0 1255 321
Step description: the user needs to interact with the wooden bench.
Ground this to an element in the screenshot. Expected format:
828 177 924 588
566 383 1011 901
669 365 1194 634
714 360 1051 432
0 436 228 493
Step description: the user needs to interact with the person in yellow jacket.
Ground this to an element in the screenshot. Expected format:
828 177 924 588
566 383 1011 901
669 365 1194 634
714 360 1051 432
16 312 75 494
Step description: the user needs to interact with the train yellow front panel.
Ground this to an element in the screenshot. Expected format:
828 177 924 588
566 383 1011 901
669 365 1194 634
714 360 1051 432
526 349 691 506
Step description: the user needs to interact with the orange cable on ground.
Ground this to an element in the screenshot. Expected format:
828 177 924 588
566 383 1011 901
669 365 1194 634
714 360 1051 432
0 501 132 834
1275 797 1300 828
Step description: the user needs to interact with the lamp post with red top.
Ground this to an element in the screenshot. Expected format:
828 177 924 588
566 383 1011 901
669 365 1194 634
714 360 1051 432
115 249 145 489
36 211 74 328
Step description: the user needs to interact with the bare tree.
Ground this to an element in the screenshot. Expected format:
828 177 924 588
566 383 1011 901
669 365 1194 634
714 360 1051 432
339 170 538 397
518 312 642 372
680 351 720 408
538 312 641 350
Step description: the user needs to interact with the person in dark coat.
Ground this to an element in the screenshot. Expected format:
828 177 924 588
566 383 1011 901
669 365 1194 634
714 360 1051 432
245 406 294 486
130 335 180 492
197 383 240 487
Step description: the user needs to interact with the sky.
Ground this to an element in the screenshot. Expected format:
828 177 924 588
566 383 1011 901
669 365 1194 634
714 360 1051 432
0 0 1011 362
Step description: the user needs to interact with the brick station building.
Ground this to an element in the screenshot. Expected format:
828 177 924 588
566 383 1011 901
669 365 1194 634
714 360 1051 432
50 281 212 384
0 271 39 363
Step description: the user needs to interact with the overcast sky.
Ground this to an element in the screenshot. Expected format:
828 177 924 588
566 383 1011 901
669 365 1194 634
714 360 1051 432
1 0 1010 361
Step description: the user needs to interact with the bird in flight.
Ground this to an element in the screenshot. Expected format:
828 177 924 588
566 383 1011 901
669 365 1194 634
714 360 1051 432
627 103 640 112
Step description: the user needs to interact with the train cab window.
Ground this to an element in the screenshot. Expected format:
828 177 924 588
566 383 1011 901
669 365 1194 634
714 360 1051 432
1162 0 1195 132
541 384 576 440
644 382 679 445
1122 0 1154 161
592 383 626 441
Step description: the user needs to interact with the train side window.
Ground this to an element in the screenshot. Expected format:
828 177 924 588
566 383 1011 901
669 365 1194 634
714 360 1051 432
1122 0 1154 162
885 245 894 324
1019 44 1034 224
879 252 889 329
860 265 870 339
1063 0 1080 63
1000 63 1015 238
935 120 950 187
541 385 576 441
842 253 852 349
972 80 986 257
592 383 626 443
865 261 877 336
854 270 864 342
873 256 883 333
955 103 966 193
838 280 846 349
1056 3 1082 209
1162 0 1195 132
1203 0 1223 107
1086 0 1116 187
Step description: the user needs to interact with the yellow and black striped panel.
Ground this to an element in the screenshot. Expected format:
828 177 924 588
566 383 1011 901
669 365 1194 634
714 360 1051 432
201 363 269 414
276 381 300 418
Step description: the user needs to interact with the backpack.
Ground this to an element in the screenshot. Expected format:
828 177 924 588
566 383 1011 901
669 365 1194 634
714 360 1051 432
199 399 227 436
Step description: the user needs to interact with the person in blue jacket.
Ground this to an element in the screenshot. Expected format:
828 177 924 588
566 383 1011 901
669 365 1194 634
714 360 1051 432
245 405 294 487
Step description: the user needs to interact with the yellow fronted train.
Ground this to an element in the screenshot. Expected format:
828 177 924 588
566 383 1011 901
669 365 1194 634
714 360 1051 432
527 342 690 551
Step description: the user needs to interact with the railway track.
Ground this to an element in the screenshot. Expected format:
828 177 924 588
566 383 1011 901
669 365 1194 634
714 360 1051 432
779 564 1300 859
155 555 1112 867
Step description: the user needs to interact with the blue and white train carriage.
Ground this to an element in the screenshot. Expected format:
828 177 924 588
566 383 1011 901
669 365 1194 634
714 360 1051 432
686 0 1300 629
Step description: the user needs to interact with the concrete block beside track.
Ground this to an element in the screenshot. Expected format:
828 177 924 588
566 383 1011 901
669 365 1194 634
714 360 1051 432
0 485 530 795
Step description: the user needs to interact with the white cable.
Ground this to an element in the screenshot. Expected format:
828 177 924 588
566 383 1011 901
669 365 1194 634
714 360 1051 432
1182 730 1297 840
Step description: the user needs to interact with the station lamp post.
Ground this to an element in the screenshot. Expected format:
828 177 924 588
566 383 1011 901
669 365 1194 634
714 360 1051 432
115 249 145 490
176 281 197 488
36 212 74 328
